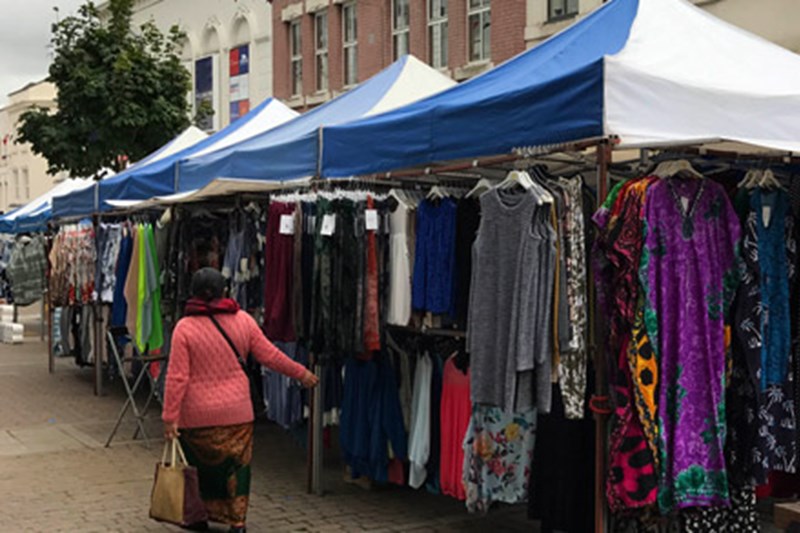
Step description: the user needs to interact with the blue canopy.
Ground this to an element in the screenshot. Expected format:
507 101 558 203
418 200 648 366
320 0 636 177
177 55 455 193
52 99 296 218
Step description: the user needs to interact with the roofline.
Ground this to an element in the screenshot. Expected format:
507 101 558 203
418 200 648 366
7 79 49 99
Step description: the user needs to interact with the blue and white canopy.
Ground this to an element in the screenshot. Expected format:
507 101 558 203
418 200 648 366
175 55 455 195
52 98 297 217
0 177 94 233
321 0 800 177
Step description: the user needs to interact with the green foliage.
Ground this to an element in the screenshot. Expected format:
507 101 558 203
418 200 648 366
17 0 191 177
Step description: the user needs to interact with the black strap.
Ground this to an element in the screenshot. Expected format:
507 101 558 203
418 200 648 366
207 315 248 374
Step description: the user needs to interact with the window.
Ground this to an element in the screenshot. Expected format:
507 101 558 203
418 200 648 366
290 20 303 96
12 169 18 200
428 0 448 69
342 2 358 86
229 44 250 122
392 0 409 60
315 10 329 92
468 0 490 63
22 169 29 199
548 0 579 20
195 55 218 132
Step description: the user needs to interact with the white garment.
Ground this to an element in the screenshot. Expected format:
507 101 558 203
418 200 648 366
387 195 414 325
408 353 433 489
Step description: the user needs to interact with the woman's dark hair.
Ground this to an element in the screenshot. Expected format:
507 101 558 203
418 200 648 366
190 267 226 301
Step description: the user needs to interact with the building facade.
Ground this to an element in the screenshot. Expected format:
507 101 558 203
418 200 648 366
270 0 527 109
101 0 276 132
0 81 67 213
526 0 800 51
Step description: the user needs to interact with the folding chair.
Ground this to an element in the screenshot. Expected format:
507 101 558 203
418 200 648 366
105 326 166 448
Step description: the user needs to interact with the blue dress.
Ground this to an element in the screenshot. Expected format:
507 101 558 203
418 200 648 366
412 198 457 316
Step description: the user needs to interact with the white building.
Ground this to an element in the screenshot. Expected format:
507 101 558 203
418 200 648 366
0 81 68 214
527 0 800 53
99 0 274 133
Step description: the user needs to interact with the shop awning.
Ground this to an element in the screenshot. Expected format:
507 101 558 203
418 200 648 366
0 177 95 233
321 0 800 177
176 55 456 194
52 98 296 218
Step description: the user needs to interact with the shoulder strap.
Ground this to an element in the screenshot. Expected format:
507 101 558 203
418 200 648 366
207 315 247 373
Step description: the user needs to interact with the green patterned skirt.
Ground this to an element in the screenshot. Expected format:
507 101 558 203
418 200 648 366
179 422 253 525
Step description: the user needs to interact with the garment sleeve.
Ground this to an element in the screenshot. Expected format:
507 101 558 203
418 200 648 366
246 314 307 379
162 322 190 425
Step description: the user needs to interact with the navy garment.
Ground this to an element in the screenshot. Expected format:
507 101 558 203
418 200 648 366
412 198 457 316
340 356 408 483
110 231 133 327
425 353 443 495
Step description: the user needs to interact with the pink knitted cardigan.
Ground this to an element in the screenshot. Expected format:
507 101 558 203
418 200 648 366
162 310 306 428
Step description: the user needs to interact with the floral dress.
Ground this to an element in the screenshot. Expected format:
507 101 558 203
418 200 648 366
461 405 536 514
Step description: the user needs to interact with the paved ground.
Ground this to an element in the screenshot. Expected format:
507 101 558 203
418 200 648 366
0 338 532 532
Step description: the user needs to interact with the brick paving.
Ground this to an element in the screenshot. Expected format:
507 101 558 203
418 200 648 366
0 339 532 532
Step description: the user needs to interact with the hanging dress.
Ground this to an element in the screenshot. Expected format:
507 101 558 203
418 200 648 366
639 178 741 512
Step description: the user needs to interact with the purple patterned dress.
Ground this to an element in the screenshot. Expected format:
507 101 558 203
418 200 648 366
639 178 741 513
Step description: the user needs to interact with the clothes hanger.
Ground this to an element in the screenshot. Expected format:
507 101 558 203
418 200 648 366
466 178 492 198
426 185 447 200
758 169 783 190
654 159 704 179
738 169 760 189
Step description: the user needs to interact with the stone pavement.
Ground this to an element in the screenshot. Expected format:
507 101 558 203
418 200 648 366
0 339 533 532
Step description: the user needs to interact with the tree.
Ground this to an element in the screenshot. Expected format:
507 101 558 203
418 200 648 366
17 0 191 177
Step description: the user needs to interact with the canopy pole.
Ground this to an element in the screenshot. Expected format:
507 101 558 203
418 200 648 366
594 139 613 533
45 226 55 374
92 214 104 396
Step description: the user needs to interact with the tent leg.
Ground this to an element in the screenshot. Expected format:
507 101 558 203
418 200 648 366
310 360 324 496
594 140 612 533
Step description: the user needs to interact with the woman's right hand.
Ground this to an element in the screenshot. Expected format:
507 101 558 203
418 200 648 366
299 369 319 389
163 421 179 440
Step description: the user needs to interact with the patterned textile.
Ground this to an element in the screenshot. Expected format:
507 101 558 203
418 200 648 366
627 298 659 468
607 336 658 511
461 405 536 514
682 487 758 532
640 178 741 512
730 188 797 486
179 422 253 526
558 177 589 420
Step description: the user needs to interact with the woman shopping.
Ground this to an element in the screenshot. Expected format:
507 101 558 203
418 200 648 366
162 268 319 533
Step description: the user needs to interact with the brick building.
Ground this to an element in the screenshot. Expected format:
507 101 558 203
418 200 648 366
270 0 526 109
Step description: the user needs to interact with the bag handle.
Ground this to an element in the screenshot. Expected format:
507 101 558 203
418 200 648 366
207 315 248 377
161 438 189 468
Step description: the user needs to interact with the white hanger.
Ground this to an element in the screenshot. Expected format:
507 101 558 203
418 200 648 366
466 178 492 198
654 159 704 179
758 169 782 189
427 185 447 200
738 169 761 189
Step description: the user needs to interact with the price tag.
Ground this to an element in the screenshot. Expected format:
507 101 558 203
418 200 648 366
279 214 295 235
763 206 772 228
681 197 689 212
321 214 336 236
365 209 379 231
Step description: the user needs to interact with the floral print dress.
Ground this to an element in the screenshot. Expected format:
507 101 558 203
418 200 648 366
461 405 536 514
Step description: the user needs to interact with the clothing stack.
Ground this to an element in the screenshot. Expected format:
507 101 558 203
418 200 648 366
0 304 22 344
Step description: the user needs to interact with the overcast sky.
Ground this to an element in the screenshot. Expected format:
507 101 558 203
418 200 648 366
0 0 85 106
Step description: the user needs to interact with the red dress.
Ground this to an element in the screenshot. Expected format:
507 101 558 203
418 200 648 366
439 357 471 500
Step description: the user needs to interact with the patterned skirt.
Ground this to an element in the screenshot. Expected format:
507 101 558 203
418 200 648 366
179 422 254 525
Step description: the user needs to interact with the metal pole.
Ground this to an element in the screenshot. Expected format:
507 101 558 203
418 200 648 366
46 229 54 374
40 295 45 342
92 215 103 396
311 360 324 496
593 140 612 533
